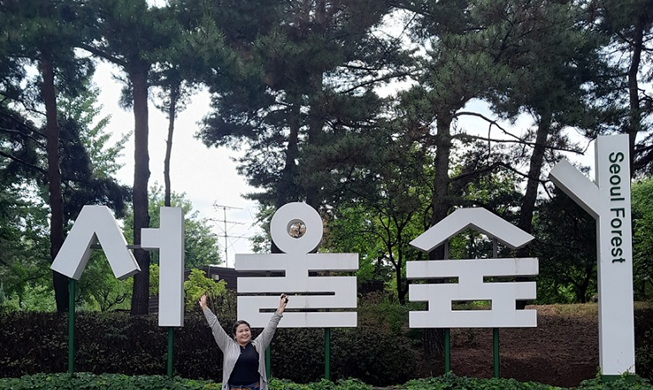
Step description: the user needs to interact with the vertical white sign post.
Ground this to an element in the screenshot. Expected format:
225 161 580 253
549 134 635 377
142 207 185 327
142 207 185 378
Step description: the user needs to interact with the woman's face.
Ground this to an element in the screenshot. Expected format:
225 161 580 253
234 323 252 346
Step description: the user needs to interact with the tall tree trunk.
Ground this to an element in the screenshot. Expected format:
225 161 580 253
130 66 151 316
395 257 407 304
627 16 644 176
301 0 326 210
305 76 325 210
516 107 552 309
423 112 453 357
429 113 453 260
272 98 301 253
164 83 179 207
395 224 409 305
41 51 68 313
518 107 552 237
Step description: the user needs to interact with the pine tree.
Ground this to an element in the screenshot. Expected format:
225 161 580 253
596 0 653 175
79 0 176 315
1 0 95 311
197 1 400 224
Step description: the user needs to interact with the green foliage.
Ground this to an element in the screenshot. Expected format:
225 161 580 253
321 137 434 304
0 283 56 312
149 264 159 296
405 373 564 390
0 372 221 390
595 0 653 176
577 376 653 390
0 178 53 312
183 269 226 310
2 373 653 390
0 308 417 385
632 178 653 300
0 75 130 313
358 292 417 336
58 85 128 181
1 304 653 385
532 189 597 304
122 184 222 269
76 252 133 312
57 82 132 221
635 306 653 380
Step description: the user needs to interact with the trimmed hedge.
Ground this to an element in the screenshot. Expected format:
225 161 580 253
635 307 653 380
404 374 653 390
0 372 652 390
0 311 417 385
1 306 652 386
0 372 220 390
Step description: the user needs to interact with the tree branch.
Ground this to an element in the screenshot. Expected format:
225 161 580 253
453 111 521 141
0 150 46 175
0 127 46 148
337 70 414 94
77 43 127 68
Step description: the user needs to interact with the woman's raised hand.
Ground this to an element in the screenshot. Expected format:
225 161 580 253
199 294 208 310
278 294 288 313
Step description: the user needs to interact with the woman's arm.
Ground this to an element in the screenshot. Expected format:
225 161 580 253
199 294 232 351
255 294 288 350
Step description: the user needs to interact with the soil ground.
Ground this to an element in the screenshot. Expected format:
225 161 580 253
417 304 600 388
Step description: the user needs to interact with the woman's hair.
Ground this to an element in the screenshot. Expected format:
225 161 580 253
232 320 251 336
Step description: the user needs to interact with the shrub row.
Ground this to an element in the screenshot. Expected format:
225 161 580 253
635 306 653 380
1 306 652 386
1 372 652 390
0 311 417 386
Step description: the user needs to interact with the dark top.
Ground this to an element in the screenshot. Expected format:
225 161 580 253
228 343 259 385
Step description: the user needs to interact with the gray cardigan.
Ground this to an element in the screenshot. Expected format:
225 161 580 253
203 308 283 390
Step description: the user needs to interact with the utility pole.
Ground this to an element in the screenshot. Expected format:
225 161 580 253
213 203 244 268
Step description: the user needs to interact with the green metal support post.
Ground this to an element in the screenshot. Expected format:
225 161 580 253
325 328 331 380
68 278 75 374
444 328 451 373
167 328 174 378
493 328 500 378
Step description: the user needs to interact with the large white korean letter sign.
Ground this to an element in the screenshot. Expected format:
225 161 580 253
407 208 538 328
549 134 635 376
236 202 358 328
50 206 185 327
50 206 141 280
141 207 185 327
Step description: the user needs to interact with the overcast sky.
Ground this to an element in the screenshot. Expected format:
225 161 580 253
94 62 261 268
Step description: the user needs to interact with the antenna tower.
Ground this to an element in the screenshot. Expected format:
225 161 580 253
212 203 244 267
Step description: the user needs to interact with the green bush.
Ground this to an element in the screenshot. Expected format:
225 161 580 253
635 307 653 380
0 372 220 390
405 374 564 390
403 373 653 390
577 376 653 390
1 303 652 386
1 373 652 390
0 310 416 385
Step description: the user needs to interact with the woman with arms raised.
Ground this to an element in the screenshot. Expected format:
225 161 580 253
199 294 288 390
